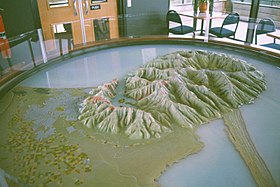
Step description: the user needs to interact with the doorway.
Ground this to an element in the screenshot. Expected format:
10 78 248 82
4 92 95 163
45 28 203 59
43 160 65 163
37 0 119 52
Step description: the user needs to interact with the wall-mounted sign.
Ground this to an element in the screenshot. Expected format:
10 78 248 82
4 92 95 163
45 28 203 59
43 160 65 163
91 0 107 4
90 5 101 10
48 0 69 8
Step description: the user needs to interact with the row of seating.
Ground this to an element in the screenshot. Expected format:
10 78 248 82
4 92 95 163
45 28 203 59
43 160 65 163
167 10 279 50
166 10 239 38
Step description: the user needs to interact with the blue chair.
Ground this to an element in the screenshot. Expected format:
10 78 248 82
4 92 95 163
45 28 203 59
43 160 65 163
209 12 240 38
255 18 276 44
255 18 279 50
262 43 280 50
166 10 195 36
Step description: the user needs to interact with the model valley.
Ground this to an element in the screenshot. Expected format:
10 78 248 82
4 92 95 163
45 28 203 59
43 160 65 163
0 51 276 186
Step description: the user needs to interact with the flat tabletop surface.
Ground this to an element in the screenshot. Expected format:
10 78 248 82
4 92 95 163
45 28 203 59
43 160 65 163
178 11 227 20
267 31 280 40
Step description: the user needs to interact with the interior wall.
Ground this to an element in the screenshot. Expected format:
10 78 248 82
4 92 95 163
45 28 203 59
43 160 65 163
118 0 170 37
0 0 41 38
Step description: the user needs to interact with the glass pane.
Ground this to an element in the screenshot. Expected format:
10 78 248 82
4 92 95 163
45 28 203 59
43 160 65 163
255 2 279 49
93 18 110 41
0 30 43 78
229 0 252 41
52 23 73 56
260 0 280 6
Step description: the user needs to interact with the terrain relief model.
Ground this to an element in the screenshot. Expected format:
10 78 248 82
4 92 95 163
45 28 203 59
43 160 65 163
0 50 276 187
79 50 265 138
79 50 276 187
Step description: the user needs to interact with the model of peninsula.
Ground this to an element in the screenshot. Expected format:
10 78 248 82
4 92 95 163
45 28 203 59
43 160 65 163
79 50 266 139
79 50 277 187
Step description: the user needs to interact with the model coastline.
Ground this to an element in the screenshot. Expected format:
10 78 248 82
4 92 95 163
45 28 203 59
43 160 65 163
0 50 273 186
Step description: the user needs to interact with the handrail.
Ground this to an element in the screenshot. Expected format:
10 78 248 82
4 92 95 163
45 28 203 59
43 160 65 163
1 26 280 94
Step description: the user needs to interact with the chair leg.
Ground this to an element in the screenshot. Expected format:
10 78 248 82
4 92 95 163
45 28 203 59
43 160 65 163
192 31 195 38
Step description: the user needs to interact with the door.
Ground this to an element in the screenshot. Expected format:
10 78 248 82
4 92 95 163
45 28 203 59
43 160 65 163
82 0 119 43
37 0 119 51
